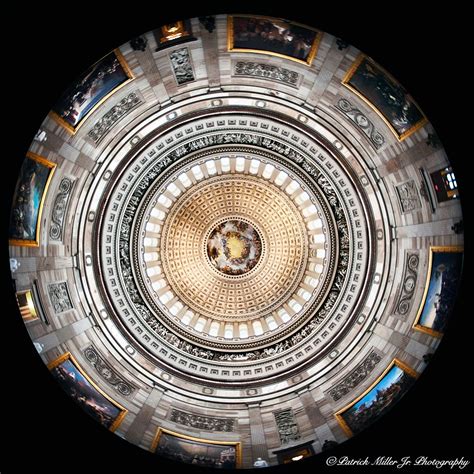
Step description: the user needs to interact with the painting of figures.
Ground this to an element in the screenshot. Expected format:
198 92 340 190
414 247 463 337
228 15 321 65
9 152 56 246
48 353 126 431
343 55 427 140
51 50 132 133
152 428 241 468
336 359 417 436
207 220 262 276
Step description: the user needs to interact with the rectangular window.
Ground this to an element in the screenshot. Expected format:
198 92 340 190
430 167 459 202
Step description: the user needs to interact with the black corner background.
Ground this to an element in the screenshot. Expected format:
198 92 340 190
1 2 470 473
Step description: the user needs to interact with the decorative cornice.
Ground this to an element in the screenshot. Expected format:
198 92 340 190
169 408 235 431
88 92 142 144
95 110 372 384
394 252 419 317
234 61 300 87
83 345 136 397
117 133 349 359
335 98 385 149
327 350 382 401
49 178 74 241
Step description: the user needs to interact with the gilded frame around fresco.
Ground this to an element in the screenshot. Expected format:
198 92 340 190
227 15 322 66
413 245 464 338
335 358 418 437
342 54 428 141
9 152 56 247
50 49 134 134
151 427 242 468
47 352 127 432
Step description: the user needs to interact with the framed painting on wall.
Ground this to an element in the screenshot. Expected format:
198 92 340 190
342 54 427 140
48 352 127 431
50 49 133 133
9 152 56 247
413 246 463 337
335 359 418 436
228 15 321 66
151 427 241 468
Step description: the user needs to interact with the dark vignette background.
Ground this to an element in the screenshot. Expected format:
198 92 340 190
1 3 470 473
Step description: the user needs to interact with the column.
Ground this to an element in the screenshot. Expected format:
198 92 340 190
125 387 165 446
247 403 269 462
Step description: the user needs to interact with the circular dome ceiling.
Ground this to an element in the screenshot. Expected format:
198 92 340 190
7 13 464 470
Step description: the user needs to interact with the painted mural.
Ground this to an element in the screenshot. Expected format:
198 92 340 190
9 153 56 246
51 50 132 132
336 360 417 436
229 15 320 65
152 428 240 468
415 247 463 336
207 220 262 276
343 55 426 139
49 353 126 431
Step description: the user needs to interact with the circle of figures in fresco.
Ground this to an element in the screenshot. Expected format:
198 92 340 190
207 220 262 276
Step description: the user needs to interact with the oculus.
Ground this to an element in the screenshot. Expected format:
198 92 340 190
207 219 262 276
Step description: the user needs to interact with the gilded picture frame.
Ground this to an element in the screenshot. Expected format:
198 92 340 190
228 15 322 66
413 246 464 338
335 358 418 437
151 427 242 468
342 54 427 141
48 352 127 432
50 49 133 134
9 152 56 247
